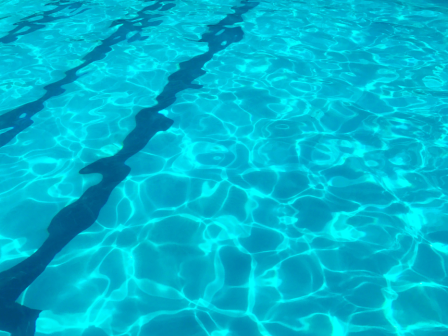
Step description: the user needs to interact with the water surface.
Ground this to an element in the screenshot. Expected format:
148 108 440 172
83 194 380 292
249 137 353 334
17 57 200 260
0 0 447 335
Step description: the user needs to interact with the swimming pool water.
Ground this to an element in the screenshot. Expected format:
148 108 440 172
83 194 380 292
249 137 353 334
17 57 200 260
0 0 448 335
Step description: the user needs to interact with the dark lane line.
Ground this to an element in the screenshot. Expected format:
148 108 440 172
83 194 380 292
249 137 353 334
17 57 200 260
0 0 173 149
0 0 89 44
0 1 259 335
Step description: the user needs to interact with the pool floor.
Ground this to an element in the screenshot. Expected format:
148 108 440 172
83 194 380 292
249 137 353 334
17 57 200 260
0 0 448 335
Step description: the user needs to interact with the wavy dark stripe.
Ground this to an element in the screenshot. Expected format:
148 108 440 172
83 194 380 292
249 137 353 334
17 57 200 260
0 1 259 335
0 0 89 44
0 0 173 149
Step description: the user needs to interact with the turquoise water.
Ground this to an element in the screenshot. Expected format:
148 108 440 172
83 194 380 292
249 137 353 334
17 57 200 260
0 0 448 335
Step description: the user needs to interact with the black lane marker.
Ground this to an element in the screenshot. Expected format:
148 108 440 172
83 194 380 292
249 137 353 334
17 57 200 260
0 0 171 149
0 1 259 334
0 0 89 44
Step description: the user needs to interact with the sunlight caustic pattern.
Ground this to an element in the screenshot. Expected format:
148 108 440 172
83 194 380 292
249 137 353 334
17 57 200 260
0 0 448 335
